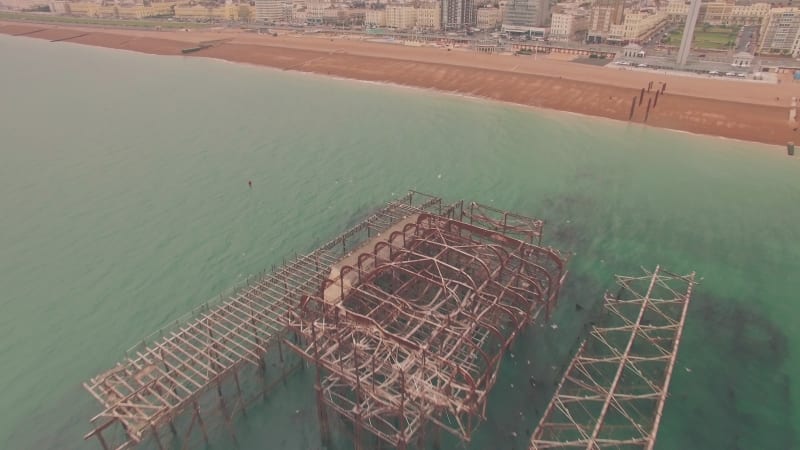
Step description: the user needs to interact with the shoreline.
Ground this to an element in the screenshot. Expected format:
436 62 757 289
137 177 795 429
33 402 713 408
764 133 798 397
220 56 781 152
2 20 798 147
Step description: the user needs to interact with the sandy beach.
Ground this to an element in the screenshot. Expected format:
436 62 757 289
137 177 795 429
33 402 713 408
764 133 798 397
2 20 799 146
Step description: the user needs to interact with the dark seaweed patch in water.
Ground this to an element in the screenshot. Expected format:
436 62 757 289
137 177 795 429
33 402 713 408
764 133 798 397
539 192 596 250
663 295 795 450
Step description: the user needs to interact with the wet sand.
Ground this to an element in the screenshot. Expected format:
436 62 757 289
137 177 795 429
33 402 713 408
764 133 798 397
2 20 798 146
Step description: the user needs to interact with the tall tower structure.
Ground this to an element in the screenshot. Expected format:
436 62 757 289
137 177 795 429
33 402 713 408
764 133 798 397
676 0 702 66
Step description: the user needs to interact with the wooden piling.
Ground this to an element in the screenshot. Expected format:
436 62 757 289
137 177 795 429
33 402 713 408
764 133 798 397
629 96 637 120
639 88 645 105
150 423 165 450
193 401 209 444
95 429 110 450
654 90 659 108
234 370 246 416
645 98 652 122
661 82 666 94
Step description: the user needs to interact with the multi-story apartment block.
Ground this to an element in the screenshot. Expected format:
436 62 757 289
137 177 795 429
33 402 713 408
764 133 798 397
365 7 386 26
666 0 690 22
117 2 176 19
550 7 589 41
727 2 770 25
175 1 240 21
759 7 800 55
255 0 284 22
386 4 417 29
305 1 326 22
63 1 176 18
441 0 475 30
502 0 549 32
666 0 769 25
587 0 624 42
416 3 441 29
291 6 307 23
607 8 667 43
476 5 500 30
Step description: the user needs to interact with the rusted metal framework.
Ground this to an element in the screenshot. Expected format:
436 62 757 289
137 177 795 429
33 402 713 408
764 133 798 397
285 210 568 448
83 191 449 450
530 266 696 450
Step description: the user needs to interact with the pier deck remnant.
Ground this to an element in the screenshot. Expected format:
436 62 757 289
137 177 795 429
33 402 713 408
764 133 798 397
83 191 566 450
530 266 696 450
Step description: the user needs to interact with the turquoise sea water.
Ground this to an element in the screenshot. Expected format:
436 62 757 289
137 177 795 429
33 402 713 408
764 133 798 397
0 33 798 450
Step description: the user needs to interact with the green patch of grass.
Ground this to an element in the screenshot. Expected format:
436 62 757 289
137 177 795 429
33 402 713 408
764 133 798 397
665 25 738 50
0 11 213 29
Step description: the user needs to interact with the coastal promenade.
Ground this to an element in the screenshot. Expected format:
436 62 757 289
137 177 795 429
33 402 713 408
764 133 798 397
2 20 797 146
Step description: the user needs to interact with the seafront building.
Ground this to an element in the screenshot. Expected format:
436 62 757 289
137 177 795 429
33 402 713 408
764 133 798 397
502 0 549 34
666 0 770 25
385 4 417 29
51 0 262 21
305 0 325 23
58 1 177 19
51 1 109 18
607 8 667 43
727 2 770 25
758 7 800 56
117 2 177 19
587 0 624 43
665 0 689 22
255 0 284 22
174 1 241 21
549 3 589 42
363 3 440 30
291 5 306 23
416 3 441 30
441 0 475 30
365 6 386 26
587 0 667 44
476 5 500 30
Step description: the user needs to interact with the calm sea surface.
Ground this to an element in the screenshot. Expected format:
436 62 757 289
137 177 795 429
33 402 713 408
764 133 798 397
0 33 798 450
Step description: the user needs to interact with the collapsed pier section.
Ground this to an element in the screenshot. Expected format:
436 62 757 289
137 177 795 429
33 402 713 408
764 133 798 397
530 266 696 450
286 209 568 448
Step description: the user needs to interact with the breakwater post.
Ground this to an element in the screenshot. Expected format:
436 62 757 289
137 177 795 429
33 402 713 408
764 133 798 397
645 98 652 122
629 96 637 120
654 90 660 108
788 142 795 156
639 88 645 105
661 83 667 94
